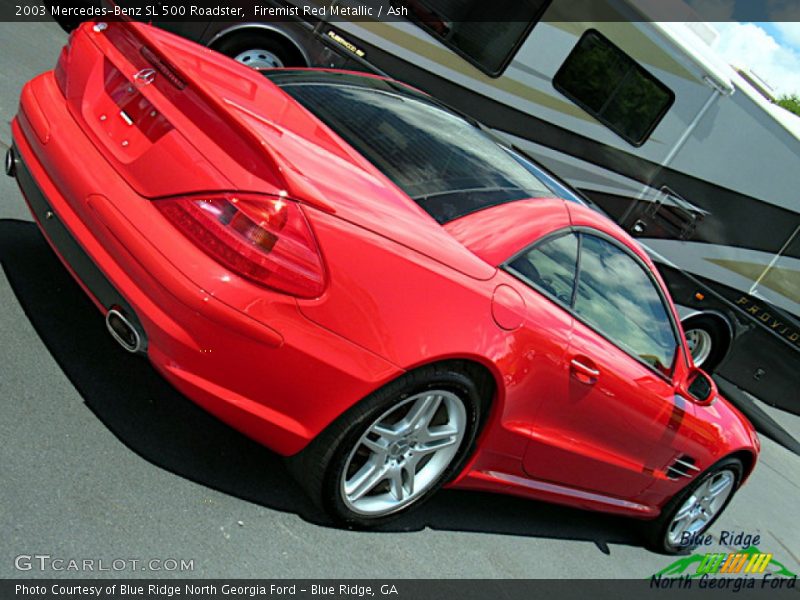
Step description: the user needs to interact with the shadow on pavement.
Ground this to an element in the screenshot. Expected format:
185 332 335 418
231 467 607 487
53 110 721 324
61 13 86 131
1 218 643 553
713 376 800 457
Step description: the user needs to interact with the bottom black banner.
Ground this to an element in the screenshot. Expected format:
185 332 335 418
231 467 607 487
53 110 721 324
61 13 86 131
3 579 798 600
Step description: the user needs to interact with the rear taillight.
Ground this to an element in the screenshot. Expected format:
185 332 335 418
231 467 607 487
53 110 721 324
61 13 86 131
54 30 75 96
54 44 69 96
155 194 326 298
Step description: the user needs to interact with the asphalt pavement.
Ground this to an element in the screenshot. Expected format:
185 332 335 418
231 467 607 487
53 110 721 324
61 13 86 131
1 20 799 579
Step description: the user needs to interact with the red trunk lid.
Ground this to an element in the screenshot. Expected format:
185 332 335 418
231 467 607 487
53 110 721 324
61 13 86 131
59 21 495 280
61 22 288 199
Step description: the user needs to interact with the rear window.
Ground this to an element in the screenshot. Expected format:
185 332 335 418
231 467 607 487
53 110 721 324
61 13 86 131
278 82 553 224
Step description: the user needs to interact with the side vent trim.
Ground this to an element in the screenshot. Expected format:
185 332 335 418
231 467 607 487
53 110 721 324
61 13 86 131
666 456 700 480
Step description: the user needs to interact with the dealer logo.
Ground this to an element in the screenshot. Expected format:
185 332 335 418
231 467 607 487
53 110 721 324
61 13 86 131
650 545 797 591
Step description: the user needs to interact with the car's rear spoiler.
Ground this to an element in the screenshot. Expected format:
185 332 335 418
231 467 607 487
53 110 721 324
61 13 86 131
95 20 336 213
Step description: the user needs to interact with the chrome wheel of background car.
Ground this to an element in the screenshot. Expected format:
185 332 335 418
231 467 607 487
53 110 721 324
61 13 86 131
665 469 736 547
213 32 306 70
234 48 284 69
685 328 713 367
340 390 466 516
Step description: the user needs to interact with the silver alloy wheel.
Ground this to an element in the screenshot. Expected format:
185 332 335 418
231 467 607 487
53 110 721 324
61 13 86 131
340 390 467 516
666 469 736 547
685 328 713 367
233 48 284 69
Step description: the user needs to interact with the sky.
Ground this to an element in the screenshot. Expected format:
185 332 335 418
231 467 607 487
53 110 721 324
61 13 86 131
712 22 800 96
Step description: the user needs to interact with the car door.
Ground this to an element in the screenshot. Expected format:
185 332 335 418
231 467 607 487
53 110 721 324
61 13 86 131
516 230 689 499
497 229 577 453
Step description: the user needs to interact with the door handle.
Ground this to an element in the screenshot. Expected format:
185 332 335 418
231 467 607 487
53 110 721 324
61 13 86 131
570 357 600 381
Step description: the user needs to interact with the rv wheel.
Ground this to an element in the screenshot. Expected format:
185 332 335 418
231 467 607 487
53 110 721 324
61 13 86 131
212 32 306 70
683 315 729 371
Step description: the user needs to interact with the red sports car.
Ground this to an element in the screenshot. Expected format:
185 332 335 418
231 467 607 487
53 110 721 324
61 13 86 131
7 21 758 553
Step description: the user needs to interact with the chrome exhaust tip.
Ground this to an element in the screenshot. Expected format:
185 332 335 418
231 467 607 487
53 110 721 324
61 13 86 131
5 147 17 178
106 308 142 353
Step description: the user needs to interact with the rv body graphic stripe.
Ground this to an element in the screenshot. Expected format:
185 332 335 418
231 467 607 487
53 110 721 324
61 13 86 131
585 190 800 261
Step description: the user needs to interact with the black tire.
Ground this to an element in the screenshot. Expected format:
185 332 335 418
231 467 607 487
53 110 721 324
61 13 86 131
211 32 306 69
50 14 84 33
682 315 729 371
645 457 743 554
286 362 489 527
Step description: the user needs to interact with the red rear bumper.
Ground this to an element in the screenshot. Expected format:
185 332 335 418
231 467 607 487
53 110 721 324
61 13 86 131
11 71 401 455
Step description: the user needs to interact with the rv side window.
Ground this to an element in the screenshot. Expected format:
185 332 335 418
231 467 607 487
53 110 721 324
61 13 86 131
398 0 552 76
554 30 674 146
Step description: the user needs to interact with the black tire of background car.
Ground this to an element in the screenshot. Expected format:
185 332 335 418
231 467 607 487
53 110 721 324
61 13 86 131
645 456 744 554
45 2 88 33
286 361 491 527
211 32 306 69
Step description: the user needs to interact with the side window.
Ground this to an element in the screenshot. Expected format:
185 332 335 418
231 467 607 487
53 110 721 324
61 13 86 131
553 30 674 146
398 0 552 75
574 235 678 374
507 232 578 306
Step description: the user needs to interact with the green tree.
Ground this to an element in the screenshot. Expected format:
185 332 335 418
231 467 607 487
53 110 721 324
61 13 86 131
777 94 800 117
